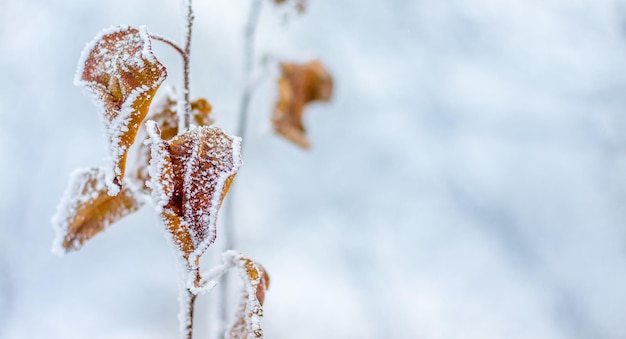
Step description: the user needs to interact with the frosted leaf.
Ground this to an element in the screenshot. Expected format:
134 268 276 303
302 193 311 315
224 251 270 339
131 87 214 192
146 122 242 280
51 167 144 254
131 88 177 191
273 59 333 149
75 25 167 195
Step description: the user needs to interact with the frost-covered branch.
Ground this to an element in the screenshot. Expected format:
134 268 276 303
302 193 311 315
181 0 195 132
178 2 197 338
179 288 197 339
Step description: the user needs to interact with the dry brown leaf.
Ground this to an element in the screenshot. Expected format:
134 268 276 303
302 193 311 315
146 121 242 273
225 251 270 339
131 90 215 191
273 59 333 148
191 98 214 127
140 94 214 142
52 167 143 254
75 25 167 194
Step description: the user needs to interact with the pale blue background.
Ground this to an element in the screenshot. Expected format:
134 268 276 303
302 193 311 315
1 0 626 338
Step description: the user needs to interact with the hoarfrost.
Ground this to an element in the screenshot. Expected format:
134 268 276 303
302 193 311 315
129 86 178 191
223 251 269 339
51 167 144 255
146 122 243 283
74 25 167 195
146 120 172 213
182 251 269 338
130 87 215 193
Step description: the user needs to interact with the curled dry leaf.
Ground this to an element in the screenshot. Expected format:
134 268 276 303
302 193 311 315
131 89 214 190
146 121 242 277
51 167 143 254
224 251 270 339
75 25 167 195
273 59 333 148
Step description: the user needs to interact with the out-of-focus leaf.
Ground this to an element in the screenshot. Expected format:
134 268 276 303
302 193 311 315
272 0 307 13
131 89 214 191
191 98 214 127
146 121 242 277
224 251 269 339
51 167 144 254
273 60 333 148
75 25 167 195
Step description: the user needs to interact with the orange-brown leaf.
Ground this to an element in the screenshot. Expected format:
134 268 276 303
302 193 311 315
131 90 215 192
273 60 333 148
75 25 167 194
146 122 242 271
225 251 270 339
52 167 143 254
255 264 270 305
191 98 214 127
140 93 214 142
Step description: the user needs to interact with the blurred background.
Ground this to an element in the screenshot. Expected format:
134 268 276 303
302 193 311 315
2 0 626 338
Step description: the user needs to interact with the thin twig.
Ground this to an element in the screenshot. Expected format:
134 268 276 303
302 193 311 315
187 294 197 339
224 0 263 260
178 2 196 339
181 0 195 132
150 33 187 59
179 288 197 339
236 0 264 149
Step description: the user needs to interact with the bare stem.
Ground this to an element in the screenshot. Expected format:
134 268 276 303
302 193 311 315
150 34 186 59
179 288 197 339
149 33 190 137
178 3 196 339
219 0 264 336
235 0 264 148
224 0 263 256
181 0 195 132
